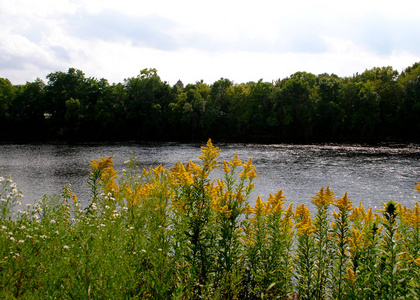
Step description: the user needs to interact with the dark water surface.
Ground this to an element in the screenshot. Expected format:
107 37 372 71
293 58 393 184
0 142 419 211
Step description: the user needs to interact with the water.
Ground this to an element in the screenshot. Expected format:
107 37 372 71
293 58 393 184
0 142 419 211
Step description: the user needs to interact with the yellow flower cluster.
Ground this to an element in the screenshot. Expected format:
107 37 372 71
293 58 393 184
346 268 356 284
198 139 221 177
90 156 119 194
399 202 420 228
294 204 316 236
334 192 352 212
311 186 334 207
239 158 257 181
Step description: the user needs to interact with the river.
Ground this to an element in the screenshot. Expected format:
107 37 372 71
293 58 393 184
0 142 419 211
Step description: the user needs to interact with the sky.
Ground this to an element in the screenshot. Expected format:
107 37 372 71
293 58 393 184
1 0 419 86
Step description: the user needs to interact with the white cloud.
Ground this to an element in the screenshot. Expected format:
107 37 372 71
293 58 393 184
1 0 419 85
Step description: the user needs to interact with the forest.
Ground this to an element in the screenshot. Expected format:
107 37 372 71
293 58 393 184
0 62 419 143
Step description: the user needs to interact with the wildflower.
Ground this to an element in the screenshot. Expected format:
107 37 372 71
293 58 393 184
99 224 106 227
55 231 59 235
311 186 334 207
295 204 316 236
18 240 24 243
40 235 47 239
415 182 420 193
63 245 69 250
244 205 253 215
222 160 231 173
50 220 56 224
129 226 134 230
334 192 352 212
9 237 15 241
254 196 266 216
346 268 356 284
1 225 6 230
158 249 162 252
198 139 221 174
141 249 146 253
228 153 243 168
240 158 256 181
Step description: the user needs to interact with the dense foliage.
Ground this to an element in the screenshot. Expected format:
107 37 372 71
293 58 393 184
1 140 420 299
1 63 420 142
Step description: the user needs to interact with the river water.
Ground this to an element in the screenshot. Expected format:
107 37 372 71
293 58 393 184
0 142 419 211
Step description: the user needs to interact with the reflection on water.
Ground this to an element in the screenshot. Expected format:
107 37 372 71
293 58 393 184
0 142 419 211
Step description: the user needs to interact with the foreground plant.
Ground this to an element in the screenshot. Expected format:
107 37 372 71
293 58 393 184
0 143 419 299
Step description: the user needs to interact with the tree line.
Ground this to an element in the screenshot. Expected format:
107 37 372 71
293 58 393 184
1 63 419 143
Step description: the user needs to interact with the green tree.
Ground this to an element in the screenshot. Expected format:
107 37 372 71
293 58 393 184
313 74 344 140
9 78 46 139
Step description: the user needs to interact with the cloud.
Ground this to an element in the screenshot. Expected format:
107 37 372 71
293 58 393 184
65 10 178 51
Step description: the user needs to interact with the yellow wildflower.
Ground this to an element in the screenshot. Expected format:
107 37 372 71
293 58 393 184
334 192 352 212
294 204 315 236
240 158 256 181
198 139 221 173
346 268 356 284
90 156 114 172
399 202 420 228
234 190 245 204
254 196 266 215
187 160 202 177
415 182 420 193
222 160 231 173
311 186 334 207
348 228 365 252
244 205 254 215
219 205 233 219
228 153 242 168
171 162 194 186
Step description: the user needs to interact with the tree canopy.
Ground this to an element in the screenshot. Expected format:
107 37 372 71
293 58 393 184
1 64 420 143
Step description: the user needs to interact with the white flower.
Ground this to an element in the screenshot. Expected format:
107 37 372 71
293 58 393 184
9 237 15 241
40 235 47 239
158 248 162 252
0 176 4 182
63 245 69 250
26 203 31 207
50 220 56 224
99 224 106 227
26 235 32 239
105 205 110 209
122 207 128 211
129 226 134 230
1 225 6 230
18 240 24 243
55 231 59 235
141 249 146 253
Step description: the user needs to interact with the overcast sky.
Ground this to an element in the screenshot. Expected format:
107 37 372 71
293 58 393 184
1 0 419 86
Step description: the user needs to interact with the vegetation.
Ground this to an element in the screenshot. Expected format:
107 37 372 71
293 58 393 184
1 140 420 299
1 63 420 142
